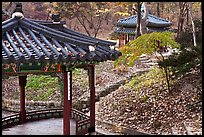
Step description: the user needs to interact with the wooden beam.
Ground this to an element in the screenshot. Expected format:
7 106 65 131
19 75 27 123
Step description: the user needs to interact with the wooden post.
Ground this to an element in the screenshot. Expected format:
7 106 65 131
88 65 95 134
69 71 72 111
122 34 125 46
127 34 130 43
124 34 128 44
19 75 27 123
118 34 122 48
63 71 71 135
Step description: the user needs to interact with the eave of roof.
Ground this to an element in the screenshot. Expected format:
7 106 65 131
114 27 173 35
31 19 116 46
2 16 121 66
116 14 172 28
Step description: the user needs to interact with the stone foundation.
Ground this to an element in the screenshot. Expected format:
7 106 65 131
2 98 62 112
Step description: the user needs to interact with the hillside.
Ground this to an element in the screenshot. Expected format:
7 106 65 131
95 64 202 135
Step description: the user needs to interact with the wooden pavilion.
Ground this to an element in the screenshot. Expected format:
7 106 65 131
114 13 173 47
2 4 121 135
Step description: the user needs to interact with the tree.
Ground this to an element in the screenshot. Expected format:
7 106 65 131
157 17 202 101
115 32 179 67
50 2 111 37
177 2 189 36
2 2 13 16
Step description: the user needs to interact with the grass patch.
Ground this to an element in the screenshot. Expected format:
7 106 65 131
25 75 59 101
125 66 167 91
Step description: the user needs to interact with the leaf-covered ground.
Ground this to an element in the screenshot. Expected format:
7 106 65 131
95 65 202 135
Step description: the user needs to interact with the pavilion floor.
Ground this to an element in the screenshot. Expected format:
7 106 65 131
2 118 76 135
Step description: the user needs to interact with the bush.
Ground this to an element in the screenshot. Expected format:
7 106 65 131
114 31 180 67
158 19 202 78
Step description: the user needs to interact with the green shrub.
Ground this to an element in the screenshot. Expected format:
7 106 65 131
158 19 202 78
114 31 180 67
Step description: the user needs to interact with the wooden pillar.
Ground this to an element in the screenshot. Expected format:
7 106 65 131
118 34 122 48
124 34 128 44
122 34 125 46
19 75 27 123
88 65 95 134
69 71 72 110
127 34 130 43
63 71 71 135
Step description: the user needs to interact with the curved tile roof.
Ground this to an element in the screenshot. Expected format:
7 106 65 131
2 15 121 65
117 13 172 28
114 27 173 35
31 19 116 47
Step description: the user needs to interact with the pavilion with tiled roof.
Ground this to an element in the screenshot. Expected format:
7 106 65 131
2 3 121 135
114 13 173 47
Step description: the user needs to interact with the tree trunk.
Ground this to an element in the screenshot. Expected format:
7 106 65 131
189 2 197 46
132 3 136 15
157 2 160 17
157 49 171 93
135 2 141 39
161 2 164 17
177 2 190 37
177 2 185 36
140 2 148 35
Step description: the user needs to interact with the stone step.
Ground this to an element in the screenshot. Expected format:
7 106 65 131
146 62 158 66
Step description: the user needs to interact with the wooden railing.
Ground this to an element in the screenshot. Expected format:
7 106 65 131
2 108 91 135
76 118 91 135
71 108 91 135
2 114 20 129
26 108 63 122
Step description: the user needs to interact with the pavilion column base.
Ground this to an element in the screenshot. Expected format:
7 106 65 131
88 127 96 135
20 110 26 123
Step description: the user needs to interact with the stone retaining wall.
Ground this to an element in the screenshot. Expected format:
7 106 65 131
96 119 151 135
2 98 62 112
75 69 150 112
